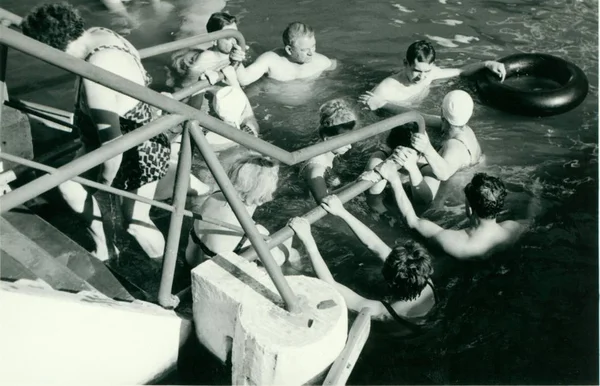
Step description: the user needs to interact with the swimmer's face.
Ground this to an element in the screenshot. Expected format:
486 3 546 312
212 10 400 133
286 35 316 64
405 59 434 84
215 23 239 54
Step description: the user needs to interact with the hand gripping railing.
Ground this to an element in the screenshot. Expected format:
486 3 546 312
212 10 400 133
0 21 426 313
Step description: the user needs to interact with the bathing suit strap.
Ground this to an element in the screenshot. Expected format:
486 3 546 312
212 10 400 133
232 235 249 254
189 229 217 258
449 136 473 163
380 301 422 332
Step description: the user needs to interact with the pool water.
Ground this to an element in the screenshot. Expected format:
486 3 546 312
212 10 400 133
4 0 598 384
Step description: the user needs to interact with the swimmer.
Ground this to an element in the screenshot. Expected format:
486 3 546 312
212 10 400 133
359 40 506 112
169 12 241 92
363 90 482 209
102 0 173 30
302 99 357 204
21 3 182 261
378 163 526 260
185 152 297 267
230 22 336 86
289 195 436 325
363 121 425 214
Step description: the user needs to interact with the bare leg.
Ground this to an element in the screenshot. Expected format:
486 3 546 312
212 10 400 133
121 181 165 259
154 160 211 201
58 180 112 261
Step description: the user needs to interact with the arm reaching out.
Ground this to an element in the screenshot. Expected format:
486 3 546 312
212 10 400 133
232 48 273 86
321 195 392 261
288 217 384 315
433 60 506 81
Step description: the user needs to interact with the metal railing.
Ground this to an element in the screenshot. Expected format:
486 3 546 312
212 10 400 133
0 18 426 314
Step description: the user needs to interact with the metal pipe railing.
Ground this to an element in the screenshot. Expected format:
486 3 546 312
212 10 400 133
138 29 246 59
0 8 21 27
239 112 427 261
157 124 192 308
0 44 7 126
0 113 187 213
188 121 301 313
0 152 245 233
4 98 77 132
288 111 426 164
0 26 291 163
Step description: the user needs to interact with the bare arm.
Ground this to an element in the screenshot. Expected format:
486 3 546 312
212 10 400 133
359 77 411 111
304 163 330 204
321 195 392 261
433 60 506 81
234 52 273 86
413 132 470 181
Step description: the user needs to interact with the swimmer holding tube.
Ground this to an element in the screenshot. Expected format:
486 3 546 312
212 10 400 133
359 40 506 113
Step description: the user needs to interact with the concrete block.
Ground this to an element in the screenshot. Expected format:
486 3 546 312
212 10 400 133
192 252 347 386
0 104 33 172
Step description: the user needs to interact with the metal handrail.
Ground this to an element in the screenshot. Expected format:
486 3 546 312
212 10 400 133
139 29 246 59
0 19 428 313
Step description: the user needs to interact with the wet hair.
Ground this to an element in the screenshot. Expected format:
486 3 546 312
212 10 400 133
382 241 433 301
282 22 315 47
464 173 507 219
228 152 280 206
385 122 419 150
21 3 86 52
318 99 357 139
405 40 436 66
206 12 237 33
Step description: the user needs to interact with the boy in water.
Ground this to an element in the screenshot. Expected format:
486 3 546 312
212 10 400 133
377 161 526 260
229 22 336 85
359 40 506 111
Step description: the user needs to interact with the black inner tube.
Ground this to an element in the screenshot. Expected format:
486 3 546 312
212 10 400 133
476 53 589 117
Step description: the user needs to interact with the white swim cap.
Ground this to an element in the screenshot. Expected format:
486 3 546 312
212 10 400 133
441 90 474 126
213 86 247 128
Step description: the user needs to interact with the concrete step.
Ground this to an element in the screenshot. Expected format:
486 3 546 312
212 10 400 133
2 208 135 301
0 215 99 294
0 249 40 282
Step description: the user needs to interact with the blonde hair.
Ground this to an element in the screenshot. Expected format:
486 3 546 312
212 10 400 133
228 152 280 206
318 99 357 138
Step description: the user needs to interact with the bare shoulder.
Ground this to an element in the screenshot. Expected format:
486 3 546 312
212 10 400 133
376 76 407 92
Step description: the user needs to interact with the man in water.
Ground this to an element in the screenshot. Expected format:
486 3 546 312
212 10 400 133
359 40 506 110
229 22 336 85
378 162 526 260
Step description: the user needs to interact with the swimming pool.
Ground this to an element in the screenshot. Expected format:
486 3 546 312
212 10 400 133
4 0 598 383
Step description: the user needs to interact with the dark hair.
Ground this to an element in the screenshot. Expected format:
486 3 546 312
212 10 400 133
206 12 237 33
382 241 433 301
386 122 419 150
405 40 436 66
282 22 314 47
21 3 86 52
464 173 507 219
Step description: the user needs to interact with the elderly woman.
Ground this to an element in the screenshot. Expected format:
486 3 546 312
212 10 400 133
21 3 176 261
302 99 357 204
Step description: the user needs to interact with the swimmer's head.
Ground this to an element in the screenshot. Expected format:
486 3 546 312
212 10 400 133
441 90 474 127
228 152 280 206
464 173 507 219
404 40 436 84
207 12 238 54
21 3 85 53
318 99 357 155
382 241 433 301
283 22 316 64
385 122 419 151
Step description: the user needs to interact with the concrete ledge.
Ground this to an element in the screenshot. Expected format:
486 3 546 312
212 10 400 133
0 279 192 385
192 252 347 386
